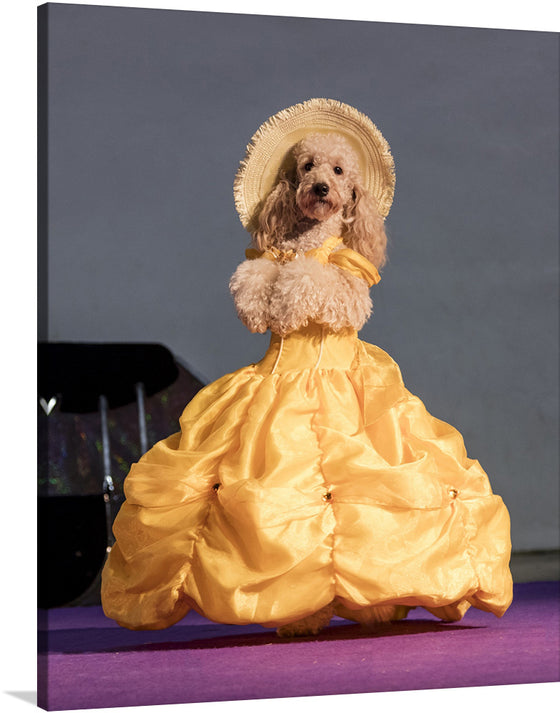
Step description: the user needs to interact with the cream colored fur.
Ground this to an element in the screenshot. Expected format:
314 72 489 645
276 602 336 638
230 133 388 337
277 600 407 638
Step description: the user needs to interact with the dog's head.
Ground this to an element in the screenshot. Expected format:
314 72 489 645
291 133 360 222
253 132 387 267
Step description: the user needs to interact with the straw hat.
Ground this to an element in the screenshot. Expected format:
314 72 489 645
234 98 395 230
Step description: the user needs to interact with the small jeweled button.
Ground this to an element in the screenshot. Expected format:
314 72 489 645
448 487 459 499
322 491 332 502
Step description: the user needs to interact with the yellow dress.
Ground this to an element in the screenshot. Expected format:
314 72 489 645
101 240 513 631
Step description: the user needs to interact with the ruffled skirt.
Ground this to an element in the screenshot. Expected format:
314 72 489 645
101 324 512 630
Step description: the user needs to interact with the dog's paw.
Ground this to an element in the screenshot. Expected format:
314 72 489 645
334 601 410 626
276 621 325 638
316 270 372 331
268 258 373 334
268 312 310 337
229 258 278 333
267 257 326 334
275 602 335 638
237 310 270 334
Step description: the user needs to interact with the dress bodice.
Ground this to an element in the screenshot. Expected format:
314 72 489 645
255 323 358 374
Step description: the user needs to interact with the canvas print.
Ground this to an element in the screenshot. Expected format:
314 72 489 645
37 3 559 710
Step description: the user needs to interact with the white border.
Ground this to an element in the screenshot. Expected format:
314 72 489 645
1 2 558 712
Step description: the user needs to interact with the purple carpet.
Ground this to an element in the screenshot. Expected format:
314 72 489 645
38 581 559 711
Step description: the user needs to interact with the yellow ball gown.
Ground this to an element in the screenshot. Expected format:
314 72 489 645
101 242 513 631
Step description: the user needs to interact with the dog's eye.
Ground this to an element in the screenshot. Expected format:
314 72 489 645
334 166 343 175
304 162 314 171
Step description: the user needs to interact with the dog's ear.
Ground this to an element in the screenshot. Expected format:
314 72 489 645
344 182 387 268
253 173 298 250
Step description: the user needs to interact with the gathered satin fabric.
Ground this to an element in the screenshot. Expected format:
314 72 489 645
101 243 512 631
101 322 513 631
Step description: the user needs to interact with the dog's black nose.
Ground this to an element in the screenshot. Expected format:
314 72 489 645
313 183 329 197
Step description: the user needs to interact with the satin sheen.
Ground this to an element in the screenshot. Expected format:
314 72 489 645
101 321 512 631
102 242 512 630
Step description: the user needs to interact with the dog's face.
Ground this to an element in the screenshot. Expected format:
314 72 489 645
292 133 361 222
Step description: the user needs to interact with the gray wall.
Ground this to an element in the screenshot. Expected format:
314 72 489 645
43 3 559 552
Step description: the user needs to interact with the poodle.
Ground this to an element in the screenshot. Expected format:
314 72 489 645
230 132 388 338
229 132 402 636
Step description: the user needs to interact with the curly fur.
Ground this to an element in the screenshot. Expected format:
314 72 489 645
267 256 372 336
277 599 407 638
276 602 335 638
229 258 279 334
253 133 387 265
231 133 388 338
